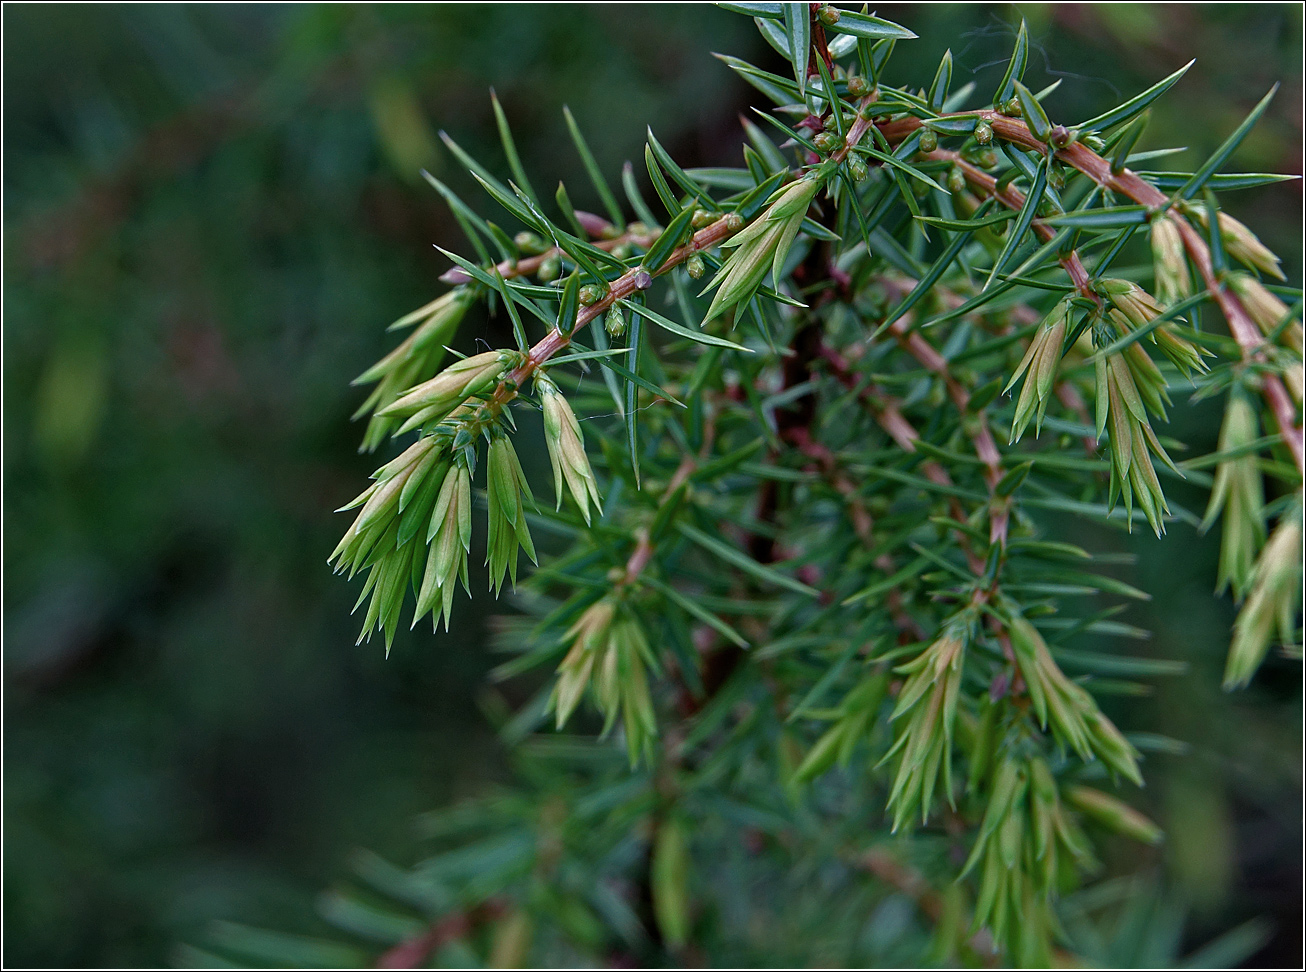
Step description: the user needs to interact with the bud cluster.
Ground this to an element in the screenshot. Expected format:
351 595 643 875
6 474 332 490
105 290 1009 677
1005 302 1068 442
1092 318 1179 537
960 754 1097 966
1006 612 1142 783
1226 511 1303 689
1149 215 1191 306
1185 202 1285 280
1229 272 1305 357
1201 392 1266 601
332 347 543 644
538 375 602 524
1101 277 1208 378
486 436 538 595
379 349 524 435
883 624 967 831
352 287 475 451
703 174 823 323
550 597 658 765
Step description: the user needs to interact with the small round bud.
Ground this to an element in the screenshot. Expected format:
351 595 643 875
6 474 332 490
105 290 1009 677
691 209 715 229
686 253 706 279
632 270 653 291
846 75 870 98
848 156 869 184
974 149 998 169
724 213 744 231
1000 98 1022 117
605 305 627 339
813 131 839 153
947 166 967 195
1082 134 1106 153
918 129 938 153
514 231 547 255
537 255 562 282
1049 166 1066 191
818 4 840 26
610 244 632 260
578 284 604 306
626 221 650 239
974 120 993 145
1049 124 1072 148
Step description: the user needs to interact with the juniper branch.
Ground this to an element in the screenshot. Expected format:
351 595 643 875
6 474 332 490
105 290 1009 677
883 111 1303 473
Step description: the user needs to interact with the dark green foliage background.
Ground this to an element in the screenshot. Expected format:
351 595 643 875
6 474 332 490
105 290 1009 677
3 3 1300 966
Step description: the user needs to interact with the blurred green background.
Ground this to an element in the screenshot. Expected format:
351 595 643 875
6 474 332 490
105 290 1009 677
3 4 1300 967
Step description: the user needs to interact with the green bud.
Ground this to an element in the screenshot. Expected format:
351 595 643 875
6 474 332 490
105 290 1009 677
552 598 615 727
1082 133 1106 152
703 175 823 324
918 129 938 153
818 4 840 26
513 231 547 255
1185 203 1285 280
813 131 839 153
578 283 604 305
1103 278 1207 379
1229 272 1304 355
846 75 871 97
885 626 967 830
1226 511 1303 689
538 375 602 524
537 254 562 282
353 287 477 451
945 166 965 195
1000 98 1022 117
485 435 537 594
605 304 627 338
610 243 632 260
1005 303 1067 442
1007 610 1140 782
848 156 869 183
549 597 656 764
414 460 471 631
691 209 715 229
1150 216 1191 306
973 120 993 145
378 349 521 432
1202 395 1266 602
1092 339 1175 538
1066 786 1163 846
685 253 706 280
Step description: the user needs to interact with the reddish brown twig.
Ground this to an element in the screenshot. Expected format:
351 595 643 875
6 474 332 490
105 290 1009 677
375 900 507 968
881 111 1303 474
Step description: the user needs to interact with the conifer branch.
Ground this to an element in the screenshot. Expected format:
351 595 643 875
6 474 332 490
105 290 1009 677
884 111 1303 474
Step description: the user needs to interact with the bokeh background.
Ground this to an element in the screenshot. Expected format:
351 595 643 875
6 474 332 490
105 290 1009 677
4 3 1301 967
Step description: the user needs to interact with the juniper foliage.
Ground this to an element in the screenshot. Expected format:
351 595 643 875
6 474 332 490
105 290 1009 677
207 4 1302 967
